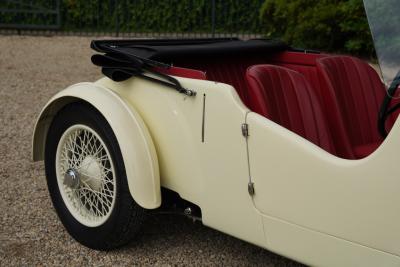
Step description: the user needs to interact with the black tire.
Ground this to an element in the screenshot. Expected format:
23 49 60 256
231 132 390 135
45 102 145 250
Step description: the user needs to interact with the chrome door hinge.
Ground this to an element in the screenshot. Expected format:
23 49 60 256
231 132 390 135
241 123 249 137
248 182 255 196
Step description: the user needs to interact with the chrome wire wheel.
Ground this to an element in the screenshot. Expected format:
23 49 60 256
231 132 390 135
55 124 117 227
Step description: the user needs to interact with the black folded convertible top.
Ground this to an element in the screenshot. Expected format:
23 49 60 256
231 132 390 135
91 38 288 62
90 38 288 95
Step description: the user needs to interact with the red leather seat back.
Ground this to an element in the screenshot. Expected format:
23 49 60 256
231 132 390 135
317 56 386 158
174 57 261 106
205 60 253 105
246 65 336 154
268 51 329 102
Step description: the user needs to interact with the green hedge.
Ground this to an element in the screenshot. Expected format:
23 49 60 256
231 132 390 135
0 0 264 33
0 1 59 26
61 0 264 33
260 0 374 57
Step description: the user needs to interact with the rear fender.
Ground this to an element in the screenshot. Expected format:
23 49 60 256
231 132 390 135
32 82 161 209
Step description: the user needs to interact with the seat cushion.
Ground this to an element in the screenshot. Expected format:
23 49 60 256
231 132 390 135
317 56 386 158
246 65 336 154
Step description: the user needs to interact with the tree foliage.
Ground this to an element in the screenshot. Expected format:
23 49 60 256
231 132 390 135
61 0 264 33
0 0 264 34
260 0 375 57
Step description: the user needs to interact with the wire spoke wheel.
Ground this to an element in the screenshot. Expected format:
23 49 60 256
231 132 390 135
46 103 145 249
55 124 117 227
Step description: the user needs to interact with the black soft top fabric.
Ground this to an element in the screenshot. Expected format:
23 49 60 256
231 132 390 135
91 38 288 62
90 38 289 88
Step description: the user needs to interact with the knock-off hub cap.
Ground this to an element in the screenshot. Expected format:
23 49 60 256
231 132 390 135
64 168 80 189
79 156 103 191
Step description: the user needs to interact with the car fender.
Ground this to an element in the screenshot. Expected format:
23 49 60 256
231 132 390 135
32 82 161 209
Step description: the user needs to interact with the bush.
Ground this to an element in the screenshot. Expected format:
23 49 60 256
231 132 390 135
260 0 375 57
1 0 265 34
61 0 265 34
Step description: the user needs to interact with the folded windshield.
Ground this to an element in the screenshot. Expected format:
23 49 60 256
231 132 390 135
364 0 400 89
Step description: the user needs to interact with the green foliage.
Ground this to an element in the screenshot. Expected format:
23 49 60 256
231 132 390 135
1 0 265 34
60 0 264 33
0 1 59 26
260 0 375 57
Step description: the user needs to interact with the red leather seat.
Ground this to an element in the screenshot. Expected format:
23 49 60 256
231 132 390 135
246 65 336 154
317 56 387 158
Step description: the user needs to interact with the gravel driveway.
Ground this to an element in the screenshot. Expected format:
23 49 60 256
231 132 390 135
0 36 302 266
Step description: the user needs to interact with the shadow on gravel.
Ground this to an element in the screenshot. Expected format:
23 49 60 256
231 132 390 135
120 214 305 266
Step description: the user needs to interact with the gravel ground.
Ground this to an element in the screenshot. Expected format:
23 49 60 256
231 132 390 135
0 36 303 266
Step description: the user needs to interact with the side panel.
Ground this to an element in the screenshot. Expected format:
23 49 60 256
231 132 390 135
98 77 267 248
262 215 400 267
247 111 400 258
33 83 160 209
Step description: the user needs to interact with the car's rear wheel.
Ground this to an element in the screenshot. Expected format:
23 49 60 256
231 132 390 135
45 102 145 250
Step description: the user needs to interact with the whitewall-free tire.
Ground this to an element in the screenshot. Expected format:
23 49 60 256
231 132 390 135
45 102 145 250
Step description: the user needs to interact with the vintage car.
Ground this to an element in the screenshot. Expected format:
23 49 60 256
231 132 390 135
32 0 400 266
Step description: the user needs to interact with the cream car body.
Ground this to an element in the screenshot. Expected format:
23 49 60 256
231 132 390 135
33 0 400 264
33 73 400 266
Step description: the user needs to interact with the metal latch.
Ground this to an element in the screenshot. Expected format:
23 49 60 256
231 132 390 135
183 89 197 97
241 123 249 137
248 182 255 196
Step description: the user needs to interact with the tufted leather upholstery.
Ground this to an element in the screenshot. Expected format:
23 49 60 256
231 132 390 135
205 60 255 105
317 56 387 158
176 52 393 159
246 65 336 154
174 57 259 106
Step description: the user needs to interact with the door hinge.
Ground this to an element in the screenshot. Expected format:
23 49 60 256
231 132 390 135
248 182 255 196
241 123 249 137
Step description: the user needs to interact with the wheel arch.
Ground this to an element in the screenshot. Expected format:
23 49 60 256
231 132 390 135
33 82 161 209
